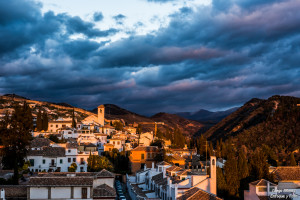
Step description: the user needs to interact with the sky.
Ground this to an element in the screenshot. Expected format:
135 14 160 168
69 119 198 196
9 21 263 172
0 0 300 115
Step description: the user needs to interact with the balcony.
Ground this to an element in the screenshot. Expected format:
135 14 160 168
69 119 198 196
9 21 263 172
49 163 57 167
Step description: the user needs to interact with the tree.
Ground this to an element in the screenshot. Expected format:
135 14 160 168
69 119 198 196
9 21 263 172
249 148 270 180
0 102 33 184
36 108 42 131
290 153 297 166
217 167 227 198
224 151 239 199
42 111 48 131
88 155 113 172
68 163 77 172
71 109 76 128
238 150 249 179
113 121 123 131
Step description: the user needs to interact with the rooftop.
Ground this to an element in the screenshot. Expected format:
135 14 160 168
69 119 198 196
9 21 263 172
177 187 222 200
272 166 300 181
93 184 116 198
29 177 93 186
131 146 159 152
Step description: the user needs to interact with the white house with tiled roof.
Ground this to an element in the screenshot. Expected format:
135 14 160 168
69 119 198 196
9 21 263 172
26 138 98 173
244 179 278 200
27 169 116 200
127 156 218 200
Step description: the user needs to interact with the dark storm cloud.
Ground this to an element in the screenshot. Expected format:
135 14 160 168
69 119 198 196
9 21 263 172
1 0 300 115
93 12 104 22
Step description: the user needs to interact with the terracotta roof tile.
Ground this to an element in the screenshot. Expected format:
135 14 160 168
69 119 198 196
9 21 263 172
27 146 65 157
177 187 222 200
272 167 300 181
131 146 159 152
93 184 116 197
95 169 115 178
29 177 93 186
30 138 52 147
0 185 27 198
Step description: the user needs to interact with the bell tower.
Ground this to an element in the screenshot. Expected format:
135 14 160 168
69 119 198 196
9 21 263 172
98 105 105 127
210 156 217 195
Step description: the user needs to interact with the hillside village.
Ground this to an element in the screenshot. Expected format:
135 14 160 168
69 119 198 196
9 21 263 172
0 95 300 200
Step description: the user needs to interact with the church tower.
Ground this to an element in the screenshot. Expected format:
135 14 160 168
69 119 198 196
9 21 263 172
97 105 105 127
210 156 217 195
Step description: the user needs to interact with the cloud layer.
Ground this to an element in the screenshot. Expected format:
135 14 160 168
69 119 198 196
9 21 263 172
1 0 300 115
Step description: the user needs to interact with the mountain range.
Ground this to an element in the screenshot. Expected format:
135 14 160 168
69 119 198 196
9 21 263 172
176 107 238 122
204 95 300 152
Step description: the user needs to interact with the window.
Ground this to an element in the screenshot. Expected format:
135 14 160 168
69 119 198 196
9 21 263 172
81 158 84 164
68 158 71 163
42 159 45 164
60 159 63 164
56 125 58 128
68 132 71 134
117 141 120 145
147 153 151 159
73 158 76 162
141 154 144 160
113 141 115 145
50 125 53 127
68 149 71 153
29 159 35 166
159 167 162 172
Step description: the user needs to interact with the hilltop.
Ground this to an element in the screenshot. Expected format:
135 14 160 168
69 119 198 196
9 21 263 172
0 94 205 136
91 104 205 136
204 95 300 152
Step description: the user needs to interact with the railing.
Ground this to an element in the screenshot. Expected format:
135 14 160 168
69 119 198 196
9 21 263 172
49 163 57 167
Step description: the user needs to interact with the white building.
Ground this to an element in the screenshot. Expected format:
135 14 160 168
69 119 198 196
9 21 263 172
244 179 278 200
26 138 98 173
127 156 219 200
108 138 125 152
48 119 72 133
27 169 116 200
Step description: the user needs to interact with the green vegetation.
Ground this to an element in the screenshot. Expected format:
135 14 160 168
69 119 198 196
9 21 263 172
0 102 33 184
113 121 123 131
87 155 113 172
103 149 130 174
68 163 77 172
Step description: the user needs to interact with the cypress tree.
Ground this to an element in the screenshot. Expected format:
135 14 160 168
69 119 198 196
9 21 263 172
36 108 42 131
250 148 269 180
224 150 240 198
71 109 76 128
290 153 297 166
42 111 48 131
1 102 33 184
238 150 249 179
217 167 227 198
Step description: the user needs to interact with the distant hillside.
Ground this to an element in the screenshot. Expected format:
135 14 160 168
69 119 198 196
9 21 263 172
92 105 205 136
204 95 300 152
151 112 205 136
0 94 93 121
176 107 238 122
